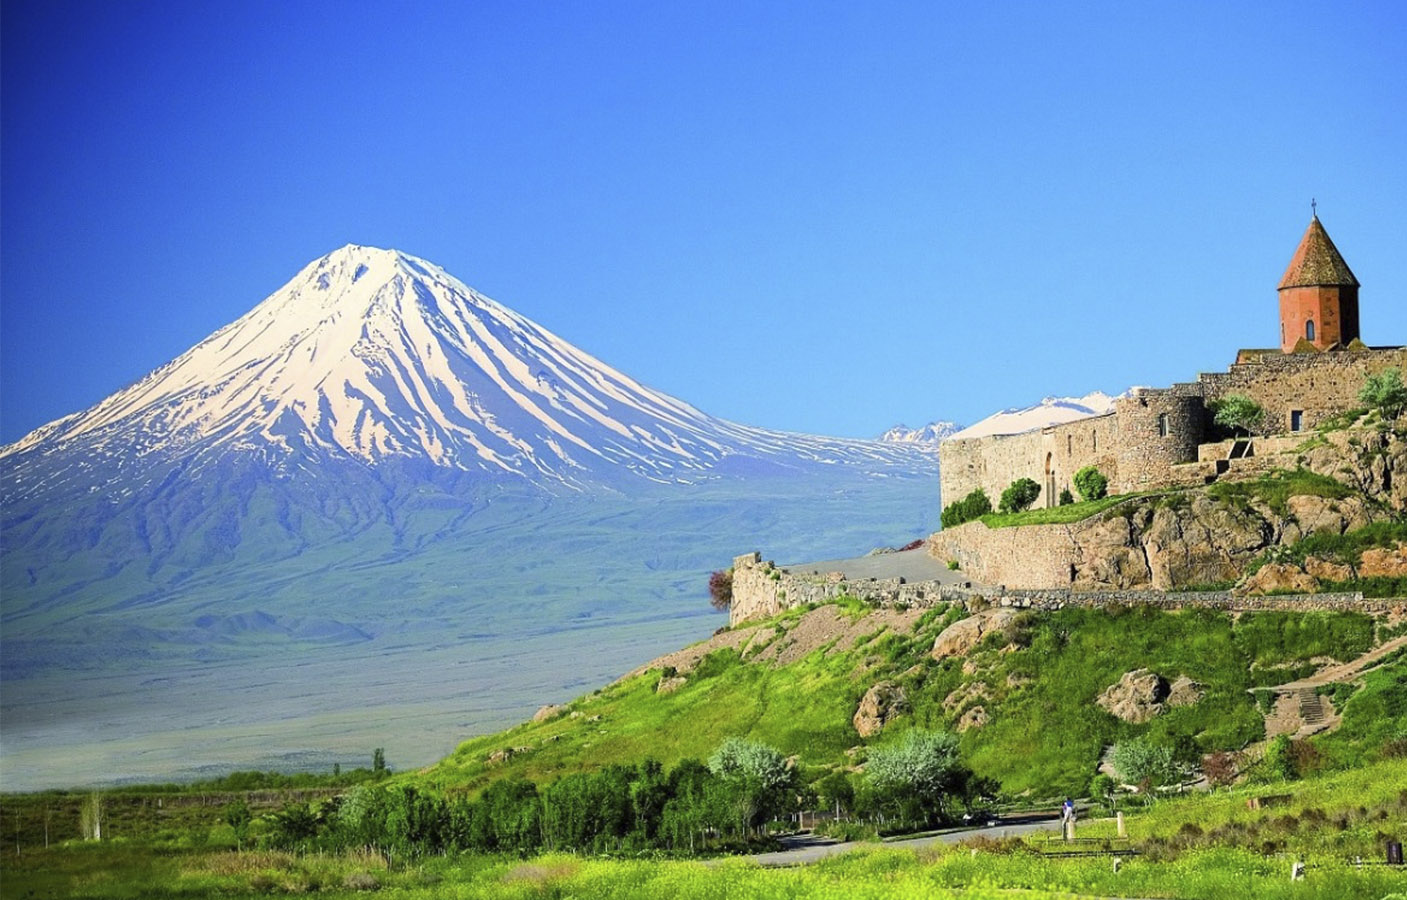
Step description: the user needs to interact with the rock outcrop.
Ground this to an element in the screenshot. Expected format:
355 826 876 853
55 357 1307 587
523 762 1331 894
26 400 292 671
853 681 908 737
1166 675 1204 708
957 705 989 732
532 704 566 723
1360 543 1407 577
1241 562 1320 596
1096 669 1170 723
656 676 687 695
931 609 1018 659
930 425 1407 593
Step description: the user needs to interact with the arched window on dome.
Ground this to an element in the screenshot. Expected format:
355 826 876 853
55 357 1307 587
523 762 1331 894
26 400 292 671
1306 320 1316 342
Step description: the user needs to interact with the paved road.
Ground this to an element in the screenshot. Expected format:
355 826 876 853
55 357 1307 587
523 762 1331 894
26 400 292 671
751 814 1064 866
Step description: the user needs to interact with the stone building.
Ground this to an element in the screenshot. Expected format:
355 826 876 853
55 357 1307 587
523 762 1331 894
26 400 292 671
939 216 1406 509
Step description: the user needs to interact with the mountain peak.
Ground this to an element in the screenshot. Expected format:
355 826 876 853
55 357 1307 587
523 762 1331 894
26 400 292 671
3 248 935 490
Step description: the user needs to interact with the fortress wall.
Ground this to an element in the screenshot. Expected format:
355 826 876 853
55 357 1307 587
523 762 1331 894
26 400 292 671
1198 347 1407 433
1112 389 1209 491
928 518 1077 588
728 551 971 627
938 414 1118 510
941 348 1407 508
728 550 1403 626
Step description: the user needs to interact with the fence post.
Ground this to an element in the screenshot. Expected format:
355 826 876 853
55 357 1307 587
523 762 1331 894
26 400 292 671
1290 861 1305 881
1116 811 1125 837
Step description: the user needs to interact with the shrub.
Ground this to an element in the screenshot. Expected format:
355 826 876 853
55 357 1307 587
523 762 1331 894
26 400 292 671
1360 367 1407 420
1202 751 1238 788
997 478 1041 514
1111 737 1178 793
941 489 992 529
708 569 733 611
1072 466 1108 502
1058 488 1075 505
1210 393 1265 436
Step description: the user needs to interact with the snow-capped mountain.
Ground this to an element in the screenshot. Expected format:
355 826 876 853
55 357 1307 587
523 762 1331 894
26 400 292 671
878 421 963 444
0 245 944 790
2 245 927 495
946 391 1122 442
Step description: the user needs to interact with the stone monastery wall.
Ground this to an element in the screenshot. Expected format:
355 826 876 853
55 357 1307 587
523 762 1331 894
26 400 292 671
938 347 1407 508
728 551 1402 628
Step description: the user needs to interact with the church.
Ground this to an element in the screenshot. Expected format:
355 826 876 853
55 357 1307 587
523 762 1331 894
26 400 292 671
938 215 1407 510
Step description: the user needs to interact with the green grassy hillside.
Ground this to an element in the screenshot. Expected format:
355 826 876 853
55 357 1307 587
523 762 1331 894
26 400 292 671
420 599 1392 799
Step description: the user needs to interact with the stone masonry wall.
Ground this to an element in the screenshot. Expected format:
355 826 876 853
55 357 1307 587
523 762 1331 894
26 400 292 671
728 550 1402 627
938 414 1120 513
937 347 1407 508
1198 347 1407 433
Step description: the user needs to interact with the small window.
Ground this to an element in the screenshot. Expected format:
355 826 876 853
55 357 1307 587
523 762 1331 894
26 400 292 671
1157 413 1169 437
1092 431 1097 451
1306 320 1316 341
1067 435 1072 455
1290 410 1303 432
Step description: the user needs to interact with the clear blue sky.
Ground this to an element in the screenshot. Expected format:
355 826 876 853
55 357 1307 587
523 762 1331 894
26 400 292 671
3 1 1405 444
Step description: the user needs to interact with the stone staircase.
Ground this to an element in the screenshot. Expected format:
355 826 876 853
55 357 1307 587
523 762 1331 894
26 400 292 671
1294 688 1330 735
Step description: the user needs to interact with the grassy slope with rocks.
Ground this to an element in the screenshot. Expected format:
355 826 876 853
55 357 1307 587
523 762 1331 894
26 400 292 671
419 598 1395 800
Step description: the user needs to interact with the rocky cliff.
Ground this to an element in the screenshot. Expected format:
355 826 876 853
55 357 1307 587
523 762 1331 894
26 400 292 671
932 427 1407 593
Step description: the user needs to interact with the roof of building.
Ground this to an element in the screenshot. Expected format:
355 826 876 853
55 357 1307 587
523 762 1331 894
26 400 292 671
1278 216 1359 289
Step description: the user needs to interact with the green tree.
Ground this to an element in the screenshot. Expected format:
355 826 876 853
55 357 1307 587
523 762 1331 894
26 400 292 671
1058 488 1075 506
998 477 1041 514
1110 737 1178 795
864 729 964 826
372 747 387 778
78 791 103 841
1360 367 1407 420
941 488 992 529
1072 466 1108 502
1261 734 1298 781
708 737 792 838
815 771 854 818
1211 393 1265 436
224 799 252 850
1087 774 1116 813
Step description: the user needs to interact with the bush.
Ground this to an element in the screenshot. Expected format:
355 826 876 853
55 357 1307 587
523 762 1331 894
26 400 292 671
941 489 992 529
1058 488 1074 506
1210 393 1265 436
708 569 733 611
1111 737 1178 793
1359 367 1407 420
1072 466 1108 502
997 478 1041 514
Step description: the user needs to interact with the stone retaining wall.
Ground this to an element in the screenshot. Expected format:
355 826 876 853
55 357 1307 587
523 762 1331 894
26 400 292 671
728 550 1404 626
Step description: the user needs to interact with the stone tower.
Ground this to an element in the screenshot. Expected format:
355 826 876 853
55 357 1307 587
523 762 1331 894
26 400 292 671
1277 215 1360 353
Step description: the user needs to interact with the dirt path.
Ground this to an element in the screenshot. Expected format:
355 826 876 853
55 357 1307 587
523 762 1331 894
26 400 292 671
1261 633 1406 740
1277 634 1407 690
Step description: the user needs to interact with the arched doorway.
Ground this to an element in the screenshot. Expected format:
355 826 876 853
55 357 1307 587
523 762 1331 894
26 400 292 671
1045 452 1055 508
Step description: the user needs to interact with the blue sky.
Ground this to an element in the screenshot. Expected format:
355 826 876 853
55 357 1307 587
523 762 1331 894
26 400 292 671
3 0 1405 443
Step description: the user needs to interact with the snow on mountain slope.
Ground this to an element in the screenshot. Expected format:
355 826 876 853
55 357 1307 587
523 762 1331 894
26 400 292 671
879 421 962 444
946 391 1122 442
1 245 930 494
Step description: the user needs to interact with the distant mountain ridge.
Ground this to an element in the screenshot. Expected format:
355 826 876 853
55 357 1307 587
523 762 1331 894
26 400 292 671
878 421 962 444
946 391 1122 442
2 245 923 494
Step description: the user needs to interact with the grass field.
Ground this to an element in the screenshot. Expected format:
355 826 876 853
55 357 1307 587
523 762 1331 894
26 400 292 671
420 602 1386 798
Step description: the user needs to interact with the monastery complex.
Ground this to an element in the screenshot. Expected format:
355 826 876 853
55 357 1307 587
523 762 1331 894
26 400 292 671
938 215 1407 509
